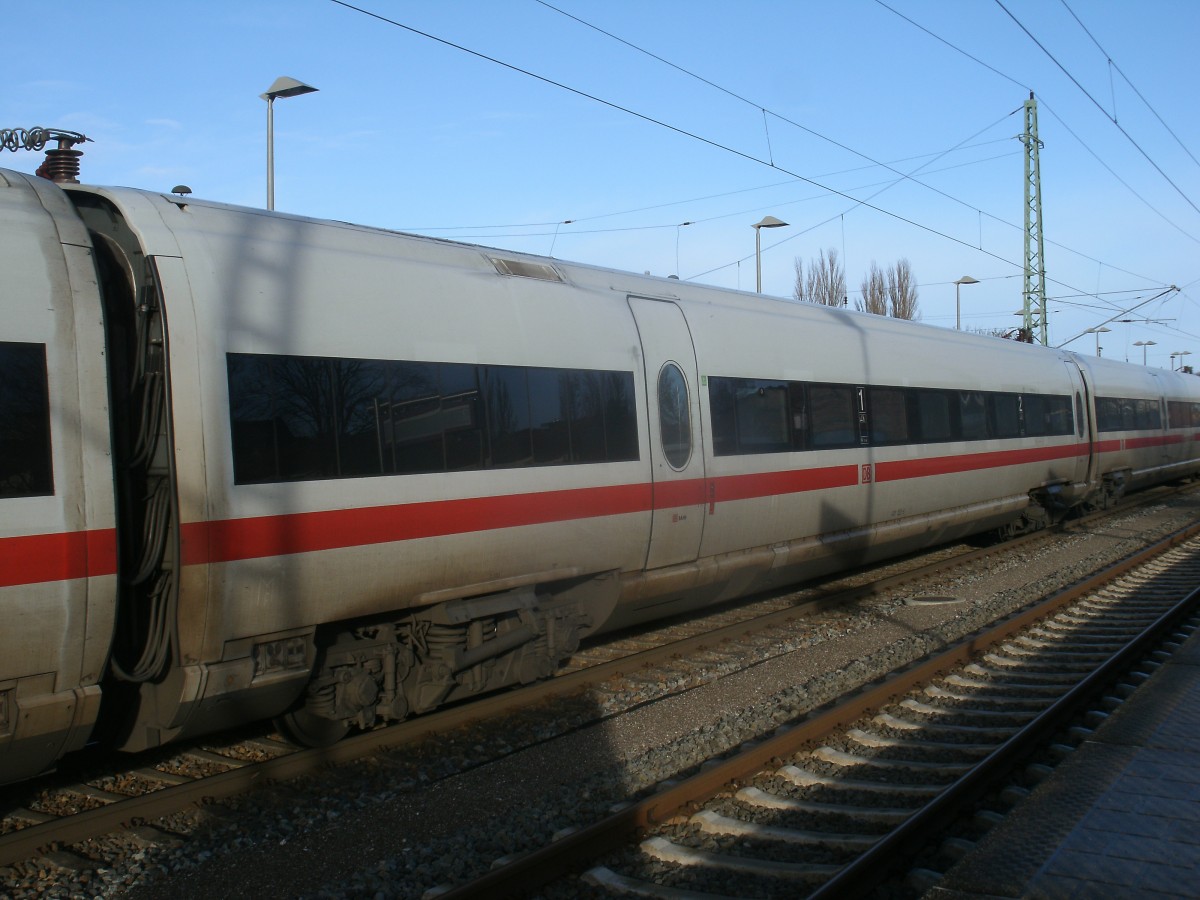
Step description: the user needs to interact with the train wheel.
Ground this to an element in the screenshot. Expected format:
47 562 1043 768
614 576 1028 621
275 707 350 748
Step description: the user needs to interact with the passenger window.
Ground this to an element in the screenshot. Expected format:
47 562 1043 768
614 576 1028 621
1119 399 1137 430
228 353 281 482
1096 397 1120 432
789 385 808 451
601 371 639 462
708 378 738 457
388 361 445 474
1169 401 1186 429
708 376 795 455
227 353 637 484
1047 396 1073 436
810 385 857 449
868 387 909 444
483 366 532 467
990 394 1021 439
338 359 398 478
1023 394 1047 436
1136 399 1160 430
567 370 607 464
0 341 53 498
658 363 691 469
959 392 989 441
528 368 571 464
735 380 790 453
916 390 954 443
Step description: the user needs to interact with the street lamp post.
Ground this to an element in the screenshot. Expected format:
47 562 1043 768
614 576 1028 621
1174 350 1192 371
1087 326 1111 357
1133 340 1156 365
752 216 788 293
953 276 979 330
262 76 318 210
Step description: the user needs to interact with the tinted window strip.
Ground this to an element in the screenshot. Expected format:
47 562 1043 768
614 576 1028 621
709 376 1075 456
1096 395 1165 432
227 353 638 485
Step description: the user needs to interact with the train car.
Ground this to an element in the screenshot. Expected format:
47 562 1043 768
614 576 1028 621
0 170 117 783
1072 354 1200 504
2 164 1198 782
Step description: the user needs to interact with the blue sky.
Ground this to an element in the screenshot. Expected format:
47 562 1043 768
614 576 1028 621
4 1 1198 366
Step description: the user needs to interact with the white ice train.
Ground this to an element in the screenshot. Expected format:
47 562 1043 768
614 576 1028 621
3 164 1198 784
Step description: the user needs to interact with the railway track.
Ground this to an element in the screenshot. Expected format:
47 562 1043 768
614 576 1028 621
440 521 1200 898
0 487 1194 881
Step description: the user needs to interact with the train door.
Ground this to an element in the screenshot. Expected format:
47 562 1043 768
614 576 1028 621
1065 358 1098 490
628 296 706 569
1146 371 1173 470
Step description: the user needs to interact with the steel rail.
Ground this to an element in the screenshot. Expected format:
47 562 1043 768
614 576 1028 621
811 541 1200 896
433 520 1200 899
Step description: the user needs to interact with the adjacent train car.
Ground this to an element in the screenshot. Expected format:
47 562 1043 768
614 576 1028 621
1 170 117 782
1074 354 1200 503
2 164 1198 782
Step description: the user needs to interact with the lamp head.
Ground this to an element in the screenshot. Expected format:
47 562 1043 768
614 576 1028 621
261 76 319 101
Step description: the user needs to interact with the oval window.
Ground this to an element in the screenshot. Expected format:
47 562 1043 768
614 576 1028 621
658 363 691 469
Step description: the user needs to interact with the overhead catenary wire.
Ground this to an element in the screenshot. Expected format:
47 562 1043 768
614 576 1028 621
401 140 1018 232
326 3 1022 267
331 0 1184 323
689 108 1024 281
432 150 1023 241
535 0 1025 234
1055 285 1181 349
873 0 1200 250
1059 0 1200 172
511 2 1196 291
994 0 1200 219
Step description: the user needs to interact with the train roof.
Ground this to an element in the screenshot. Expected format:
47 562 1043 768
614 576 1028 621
21 169 1193 392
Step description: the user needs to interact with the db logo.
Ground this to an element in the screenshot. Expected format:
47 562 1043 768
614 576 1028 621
861 464 873 484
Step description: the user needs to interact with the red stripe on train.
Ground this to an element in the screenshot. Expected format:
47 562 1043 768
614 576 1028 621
181 467 863 567
179 482 656 565
712 465 860 501
7 434 1191 583
1124 434 1185 450
0 528 117 588
875 442 1088 482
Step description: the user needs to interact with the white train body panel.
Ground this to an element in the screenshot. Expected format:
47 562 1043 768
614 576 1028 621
4 164 1200 777
605 291 1093 625
163 203 651 637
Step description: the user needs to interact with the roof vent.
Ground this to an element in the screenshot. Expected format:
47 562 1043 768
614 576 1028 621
489 256 563 282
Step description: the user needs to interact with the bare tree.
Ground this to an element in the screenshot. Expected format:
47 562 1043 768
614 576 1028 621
857 262 888 315
793 248 845 307
792 258 808 304
798 253 916 318
887 258 920 320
